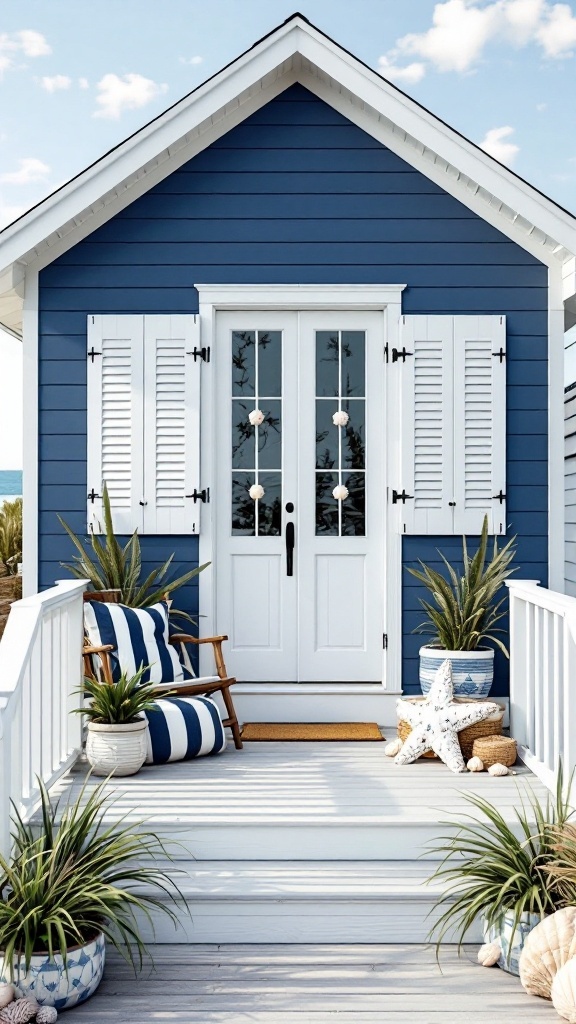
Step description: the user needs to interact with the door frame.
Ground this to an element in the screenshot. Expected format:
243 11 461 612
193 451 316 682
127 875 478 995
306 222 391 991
196 283 406 692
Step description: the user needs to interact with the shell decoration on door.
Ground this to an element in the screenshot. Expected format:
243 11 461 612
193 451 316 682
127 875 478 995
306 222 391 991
332 410 349 427
519 907 576 1000
395 659 501 774
332 485 349 501
248 408 265 426
249 484 265 501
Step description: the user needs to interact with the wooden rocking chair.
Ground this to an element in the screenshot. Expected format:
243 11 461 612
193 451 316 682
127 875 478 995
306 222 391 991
82 590 243 749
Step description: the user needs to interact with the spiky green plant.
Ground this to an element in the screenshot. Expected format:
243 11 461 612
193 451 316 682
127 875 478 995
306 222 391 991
58 485 209 621
426 766 573 954
407 514 517 654
0 497 22 576
0 777 186 974
73 666 165 724
542 820 576 904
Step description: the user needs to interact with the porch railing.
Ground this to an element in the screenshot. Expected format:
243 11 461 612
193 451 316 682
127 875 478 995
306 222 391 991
508 579 576 793
0 579 87 856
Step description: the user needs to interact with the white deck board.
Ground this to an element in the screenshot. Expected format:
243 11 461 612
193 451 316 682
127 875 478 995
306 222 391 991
61 945 557 1022
52 741 550 827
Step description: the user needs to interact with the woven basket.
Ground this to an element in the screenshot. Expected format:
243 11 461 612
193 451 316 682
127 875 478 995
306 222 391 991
397 698 505 760
472 734 517 768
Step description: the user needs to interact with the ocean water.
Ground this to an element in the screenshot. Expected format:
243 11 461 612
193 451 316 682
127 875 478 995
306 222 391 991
0 470 22 500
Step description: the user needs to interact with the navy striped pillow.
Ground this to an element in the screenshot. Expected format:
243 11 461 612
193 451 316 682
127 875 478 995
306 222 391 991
84 600 191 685
144 697 226 763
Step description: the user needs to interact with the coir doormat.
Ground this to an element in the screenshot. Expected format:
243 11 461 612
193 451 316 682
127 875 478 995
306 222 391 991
241 722 383 741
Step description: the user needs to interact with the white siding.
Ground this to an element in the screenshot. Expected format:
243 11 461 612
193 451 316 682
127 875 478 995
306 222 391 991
565 386 576 595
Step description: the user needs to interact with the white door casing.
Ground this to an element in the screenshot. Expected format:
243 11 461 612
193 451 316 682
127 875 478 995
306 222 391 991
197 284 406 691
213 308 385 683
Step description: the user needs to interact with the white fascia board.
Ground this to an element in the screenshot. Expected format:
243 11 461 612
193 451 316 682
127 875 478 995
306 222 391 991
1 15 575 283
295 25 576 259
195 283 406 308
0 21 302 273
563 257 576 302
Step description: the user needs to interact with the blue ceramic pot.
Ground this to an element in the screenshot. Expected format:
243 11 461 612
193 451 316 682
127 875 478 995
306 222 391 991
419 645 494 698
0 932 105 1010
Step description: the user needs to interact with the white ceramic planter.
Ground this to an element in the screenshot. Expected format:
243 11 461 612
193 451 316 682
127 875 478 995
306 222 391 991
0 933 105 1010
419 645 494 698
483 911 543 975
86 718 148 776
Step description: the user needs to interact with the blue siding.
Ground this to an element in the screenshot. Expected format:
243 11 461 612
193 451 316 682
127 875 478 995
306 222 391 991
38 84 548 695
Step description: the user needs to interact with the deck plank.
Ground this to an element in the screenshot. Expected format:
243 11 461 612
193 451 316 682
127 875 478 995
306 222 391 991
62 945 557 1022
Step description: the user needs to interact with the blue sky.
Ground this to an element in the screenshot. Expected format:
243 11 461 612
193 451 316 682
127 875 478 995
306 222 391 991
1 0 576 467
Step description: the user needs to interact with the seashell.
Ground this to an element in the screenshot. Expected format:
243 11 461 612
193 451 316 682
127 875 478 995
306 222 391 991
467 756 484 772
36 1008 58 1024
477 941 501 967
0 988 13 1011
332 410 349 427
384 737 403 757
332 484 349 501
552 958 576 1022
488 762 509 776
248 408 265 427
249 483 264 501
0 998 38 1023
520 906 576 999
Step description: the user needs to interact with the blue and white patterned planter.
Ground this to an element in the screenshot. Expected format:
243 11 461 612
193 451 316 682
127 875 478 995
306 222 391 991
419 646 494 698
0 932 105 1010
484 911 543 975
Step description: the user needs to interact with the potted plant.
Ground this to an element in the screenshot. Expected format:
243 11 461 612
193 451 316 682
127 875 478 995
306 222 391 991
58 485 208 625
75 666 163 777
0 777 184 1010
427 769 573 975
408 515 517 698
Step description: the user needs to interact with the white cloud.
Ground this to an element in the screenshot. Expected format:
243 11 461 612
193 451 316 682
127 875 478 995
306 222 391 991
179 55 203 66
378 0 576 81
0 29 50 75
78 77 89 89
479 125 520 164
0 200 27 227
378 56 427 83
0 157 50 185
536 101 548 109
40 74 72 93
93 72 168 120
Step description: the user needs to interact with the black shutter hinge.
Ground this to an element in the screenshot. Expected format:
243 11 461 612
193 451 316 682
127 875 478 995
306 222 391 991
186 488 210 504
187 346 210 363
392 347 413 363
492 347 506 362
392 489 414 504
383 633 388 650
493 490 506 503
88 347 101 362
87 489 100 503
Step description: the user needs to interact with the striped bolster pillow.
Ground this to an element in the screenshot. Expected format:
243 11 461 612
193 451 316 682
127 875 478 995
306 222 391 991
144 697 226 763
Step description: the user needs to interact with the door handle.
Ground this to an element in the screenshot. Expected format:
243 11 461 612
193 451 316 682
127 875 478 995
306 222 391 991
286 521 295 577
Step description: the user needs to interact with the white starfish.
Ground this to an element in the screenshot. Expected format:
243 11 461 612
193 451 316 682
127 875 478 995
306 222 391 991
395 659 500 774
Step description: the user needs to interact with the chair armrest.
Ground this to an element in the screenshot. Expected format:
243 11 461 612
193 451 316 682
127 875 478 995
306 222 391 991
84 643 115 655
170 634 228 645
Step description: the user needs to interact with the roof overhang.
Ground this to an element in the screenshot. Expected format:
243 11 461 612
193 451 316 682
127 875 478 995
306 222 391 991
2 13 576 337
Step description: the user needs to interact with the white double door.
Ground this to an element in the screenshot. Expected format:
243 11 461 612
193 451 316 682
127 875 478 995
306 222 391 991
214 310 384 682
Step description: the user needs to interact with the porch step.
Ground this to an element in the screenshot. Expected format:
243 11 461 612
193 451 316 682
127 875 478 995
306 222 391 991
134 861 480 944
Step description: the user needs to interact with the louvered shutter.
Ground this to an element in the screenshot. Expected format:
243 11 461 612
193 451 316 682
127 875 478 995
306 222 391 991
143 315 201 534
398 315 506 535
87 315 144 534
398 315 454 533
453 316 506 535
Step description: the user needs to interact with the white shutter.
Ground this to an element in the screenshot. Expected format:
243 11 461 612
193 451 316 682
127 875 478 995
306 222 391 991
87 315 144 534
143 315 202 534
398 315 506 535
453 316 506 535
398 315 454 533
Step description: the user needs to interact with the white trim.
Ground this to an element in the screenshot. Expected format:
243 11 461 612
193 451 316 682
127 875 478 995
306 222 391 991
1 16 575 336
198 283 404 691
549 263 566 590
22 271 38 597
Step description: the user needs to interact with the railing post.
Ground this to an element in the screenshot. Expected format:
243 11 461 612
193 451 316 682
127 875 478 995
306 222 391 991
507 580 540 752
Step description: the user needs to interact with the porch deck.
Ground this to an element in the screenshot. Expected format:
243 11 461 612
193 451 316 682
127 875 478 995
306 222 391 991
62 943 558 1023
49 741 551 946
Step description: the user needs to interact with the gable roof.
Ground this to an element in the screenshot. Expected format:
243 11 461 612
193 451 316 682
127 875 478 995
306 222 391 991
1 11 576 337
